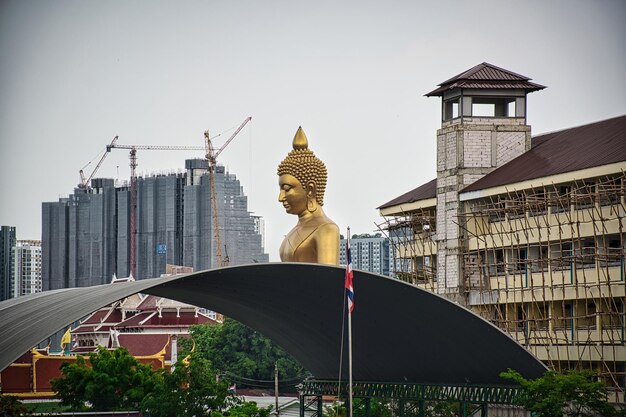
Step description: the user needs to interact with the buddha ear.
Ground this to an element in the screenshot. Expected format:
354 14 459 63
306 182 317 198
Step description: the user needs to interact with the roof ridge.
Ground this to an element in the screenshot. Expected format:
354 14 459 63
426 63 544 96
439 62 530 85
532 114 626 139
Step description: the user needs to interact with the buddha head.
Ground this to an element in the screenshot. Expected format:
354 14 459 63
277 127 327 216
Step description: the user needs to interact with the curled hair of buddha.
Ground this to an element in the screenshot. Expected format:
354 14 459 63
277 127 328 206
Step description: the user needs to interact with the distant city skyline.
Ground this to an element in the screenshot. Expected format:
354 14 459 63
1 0 625 260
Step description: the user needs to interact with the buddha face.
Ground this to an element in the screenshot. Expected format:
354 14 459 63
278 174 309 215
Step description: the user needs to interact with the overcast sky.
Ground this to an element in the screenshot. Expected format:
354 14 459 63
1 0 625 261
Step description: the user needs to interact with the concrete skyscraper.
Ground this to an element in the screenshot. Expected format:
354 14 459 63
0 226 17 301
42 159 268 290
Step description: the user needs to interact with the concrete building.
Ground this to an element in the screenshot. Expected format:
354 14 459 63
0 226 16 301
42 159 268 290
340 233 390 276
379 63 626 401
10 240 42 298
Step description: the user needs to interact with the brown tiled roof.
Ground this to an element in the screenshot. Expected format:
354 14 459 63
72 325 100 334
463 115 626 193
378 115 626 209
378 178 437 209
115 312 156 327
82 309 110 324
118 334 169 357
137 295 159 310
115 311 214 328
426 62 545 96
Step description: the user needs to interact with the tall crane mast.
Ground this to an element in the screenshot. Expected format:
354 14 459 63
106 143 205 277
204 116 252 267
87 116 251 276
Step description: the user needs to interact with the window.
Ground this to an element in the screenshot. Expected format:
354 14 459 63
576 238 596 269
579 301 597 329
549 185 571 213
484 249 506 276
471 97 517 117
603 299 625 330
444 99 460 120
574 182 595 210
603 235 623 267
534 304 549 330
554 302 574 330
598 177 622 207
472 103 495 117
487 199 506 223
506 193 526 219
528 189 547 217
510 248 527 273
516 305 527 334
552 242 572 271
492 304 506 327
507 100 516 117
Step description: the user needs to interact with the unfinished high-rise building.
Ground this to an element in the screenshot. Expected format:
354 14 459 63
378 63 626 402
42 159 268 290
0 226 17 301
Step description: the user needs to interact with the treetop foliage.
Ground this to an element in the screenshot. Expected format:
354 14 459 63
501 368 623 417
51 345 272 417
186 318 308 387
51 346 160 411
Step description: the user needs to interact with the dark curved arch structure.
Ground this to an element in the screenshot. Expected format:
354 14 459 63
0 263 546 384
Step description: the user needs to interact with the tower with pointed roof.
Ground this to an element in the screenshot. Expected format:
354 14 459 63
426 63 545 299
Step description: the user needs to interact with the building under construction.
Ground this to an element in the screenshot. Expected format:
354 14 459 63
42 158 268 290
378 63 625 402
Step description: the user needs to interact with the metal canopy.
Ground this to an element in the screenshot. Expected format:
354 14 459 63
0 263 546 384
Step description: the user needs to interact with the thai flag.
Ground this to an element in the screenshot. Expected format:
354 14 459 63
345 238 354 313
228 384 236 394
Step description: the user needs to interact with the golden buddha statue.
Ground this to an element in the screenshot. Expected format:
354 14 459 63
277 127 339 265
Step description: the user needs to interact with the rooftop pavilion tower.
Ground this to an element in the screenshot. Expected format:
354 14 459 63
425 63 545 300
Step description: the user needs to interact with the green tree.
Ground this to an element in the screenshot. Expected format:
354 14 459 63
0 395 33 417
187 318 307 385
224 400 272 417
501 368 621 417
324 398 458 417
51 346 161 411
142 353 271 417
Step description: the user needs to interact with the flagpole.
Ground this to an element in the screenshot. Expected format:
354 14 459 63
348 304 353 417
346 227 353 417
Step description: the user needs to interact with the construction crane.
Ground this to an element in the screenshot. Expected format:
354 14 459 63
107 115 251 274
78 136 119 189
106 143 206 277
204 116 252 267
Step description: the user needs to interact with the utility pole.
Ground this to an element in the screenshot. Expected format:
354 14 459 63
274 362 279 416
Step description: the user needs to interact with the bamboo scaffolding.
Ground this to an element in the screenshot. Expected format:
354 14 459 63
379 173 626 402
